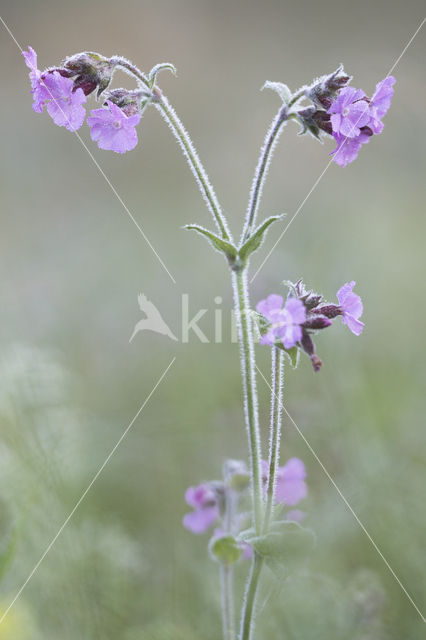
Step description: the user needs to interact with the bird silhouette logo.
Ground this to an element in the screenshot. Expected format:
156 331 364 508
129 294 178 343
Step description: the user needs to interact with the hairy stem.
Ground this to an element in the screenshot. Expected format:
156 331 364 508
231 268 263 534
239 552 263 640
113 59 231 240
263 347 284 533
221 565 235 640
241 106 288 244
155 94 231 241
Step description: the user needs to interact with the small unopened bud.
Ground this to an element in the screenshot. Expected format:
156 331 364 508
306 65 351 110
301 332 323 372
224 459 250 491
104 88 152 116
312 304 341 319
303 316 332 330
311 355 323 372
62 51 116 97
303 293 323 309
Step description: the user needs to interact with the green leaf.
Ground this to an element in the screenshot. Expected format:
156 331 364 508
210 535 242 565
184 224 238 263
237 527 256 543
276 344 300 369
239 215 284 262
251 521 316 574
262 81 292 104
149 62 177 86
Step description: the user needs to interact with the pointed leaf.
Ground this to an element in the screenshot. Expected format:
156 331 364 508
239 215 284 262
184 224 237 262
252 521 315 573
149 62 177 86
276 344 300 368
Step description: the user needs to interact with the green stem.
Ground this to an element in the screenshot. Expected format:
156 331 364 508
155 94 231 241
241 106 288 244
239 553 263 640
263 347 284 533
114 58 231 241
221 565 235 640
231 268 263 534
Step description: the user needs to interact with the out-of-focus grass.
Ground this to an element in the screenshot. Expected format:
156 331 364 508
1 0 425 637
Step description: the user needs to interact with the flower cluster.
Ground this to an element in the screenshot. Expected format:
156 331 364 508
298 68 395 166
183 458 307 544
23 47 147 153
257 280 364 371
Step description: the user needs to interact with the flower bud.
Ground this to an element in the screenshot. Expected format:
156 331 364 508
103 88 152 116
303 316 332 330
224 459 250 491
306 66 351 110
301 332 322 372
312 304 341 319
62 51 116 97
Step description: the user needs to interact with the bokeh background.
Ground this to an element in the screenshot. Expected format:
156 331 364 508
0 0 425 638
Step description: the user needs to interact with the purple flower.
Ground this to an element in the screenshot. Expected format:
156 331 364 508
43 72 86 131
22 46 48 113
256 295 306 349
330 130 371 167
328 87 371 138
336 281 364 336
183 484 219 534
87 101 141 153
23 47 86 131
369 76 396 134
262 458 307 506
329 76 395 166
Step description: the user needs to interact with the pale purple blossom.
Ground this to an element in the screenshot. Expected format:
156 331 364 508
262 458 307 506
43 72 86 131
23 47 86 130
256 295 306 349
87 101 141 153
337 281 364 336
330 130 371 167
369 76 396 134
328 86 370 138
22 46 48 113
183 484 219 534
329 76 395 166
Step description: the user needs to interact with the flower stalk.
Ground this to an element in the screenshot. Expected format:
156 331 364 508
263 346 284 533
241 106 288 243
232 268 263 535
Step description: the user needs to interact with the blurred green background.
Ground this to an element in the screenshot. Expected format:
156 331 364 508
0 0 425 638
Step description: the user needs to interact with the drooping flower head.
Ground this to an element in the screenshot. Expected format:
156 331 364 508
257 279 364 371
87 100 141 153
256 294 306 349
328 76 395 166
182 483 221 535
296 68 395 166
